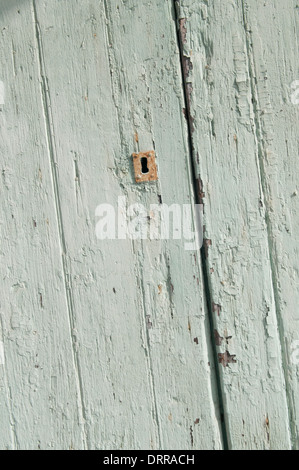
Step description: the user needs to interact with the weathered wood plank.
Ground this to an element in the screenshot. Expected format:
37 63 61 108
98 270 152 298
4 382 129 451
32 0 222 449
242 0 299 449
176 0 293 449
2 0 295 451
0 2 85 449
0 324 15 449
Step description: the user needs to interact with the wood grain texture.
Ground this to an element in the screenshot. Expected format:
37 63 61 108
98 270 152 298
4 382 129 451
0 2 85 449
241 0 299 449
176 0 297 450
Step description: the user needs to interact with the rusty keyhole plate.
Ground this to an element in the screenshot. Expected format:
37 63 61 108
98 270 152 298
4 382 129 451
132 151 158 183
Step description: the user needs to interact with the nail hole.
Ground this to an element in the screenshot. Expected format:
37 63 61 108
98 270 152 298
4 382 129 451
141 157 149 174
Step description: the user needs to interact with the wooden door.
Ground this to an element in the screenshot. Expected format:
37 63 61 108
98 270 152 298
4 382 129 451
0 0 298 450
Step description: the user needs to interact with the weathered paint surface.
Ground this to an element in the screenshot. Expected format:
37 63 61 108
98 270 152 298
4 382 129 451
0 0 298 450
176 0 299 449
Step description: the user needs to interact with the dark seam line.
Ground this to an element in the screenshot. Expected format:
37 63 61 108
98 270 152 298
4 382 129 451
172 0 229 450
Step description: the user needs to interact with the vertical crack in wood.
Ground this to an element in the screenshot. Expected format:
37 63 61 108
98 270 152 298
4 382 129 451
135 249 163 448
240 0 295 448
172 0 229 450
32 0 89 449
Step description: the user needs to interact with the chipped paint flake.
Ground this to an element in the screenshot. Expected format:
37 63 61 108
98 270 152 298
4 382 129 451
218 350 236 368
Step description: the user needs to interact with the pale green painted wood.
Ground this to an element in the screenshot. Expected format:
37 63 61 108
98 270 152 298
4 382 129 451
0 0 297 451
0 0 223 449
33 0 223 449
176 0 297 449
0 3 85 449
98 0 222 449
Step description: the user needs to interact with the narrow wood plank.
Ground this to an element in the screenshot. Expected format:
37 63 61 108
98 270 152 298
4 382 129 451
33 0 223 449
242 0 299 448
0 2 85 449
176 0 293 449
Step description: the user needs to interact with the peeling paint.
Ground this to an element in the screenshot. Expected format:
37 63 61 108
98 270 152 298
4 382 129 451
218 351 237 368
132 151 158 183
214 330 224 347
182 55 193 79
179 18 187 44
212 303 221 316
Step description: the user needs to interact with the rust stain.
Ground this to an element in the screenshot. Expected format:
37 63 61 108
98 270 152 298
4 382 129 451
212 303 221 316
132 151 158 183
179 18 187 44
134 132 139 143
158 284 162 294
178 17 195 134
218 350 237 367
214 329 224 346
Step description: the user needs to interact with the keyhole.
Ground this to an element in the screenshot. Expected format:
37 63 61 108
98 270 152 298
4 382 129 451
141 157 149 174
